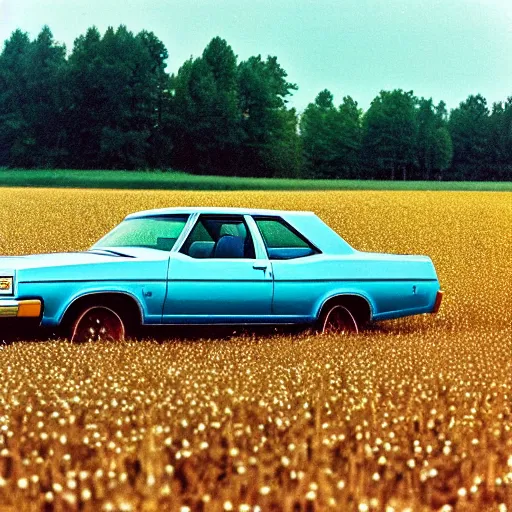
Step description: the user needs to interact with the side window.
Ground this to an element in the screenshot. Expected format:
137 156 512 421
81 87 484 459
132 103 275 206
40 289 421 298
181 216 256 259
255 217 319 260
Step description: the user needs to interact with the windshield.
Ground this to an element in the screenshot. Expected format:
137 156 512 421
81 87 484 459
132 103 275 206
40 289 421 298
92 215 189 252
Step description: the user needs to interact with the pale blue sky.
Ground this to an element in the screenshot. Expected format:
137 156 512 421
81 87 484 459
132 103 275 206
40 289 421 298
0 0 510 112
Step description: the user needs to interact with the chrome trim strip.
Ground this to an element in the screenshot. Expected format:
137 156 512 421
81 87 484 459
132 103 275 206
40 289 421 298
19 279 167 284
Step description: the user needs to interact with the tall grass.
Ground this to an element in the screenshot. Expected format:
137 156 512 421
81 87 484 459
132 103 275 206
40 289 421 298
0 188 511 510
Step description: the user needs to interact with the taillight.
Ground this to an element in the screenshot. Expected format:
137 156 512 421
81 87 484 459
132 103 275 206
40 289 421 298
432 290 443 314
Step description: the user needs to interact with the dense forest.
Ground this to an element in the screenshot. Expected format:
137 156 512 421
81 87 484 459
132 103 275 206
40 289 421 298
0 26 510 180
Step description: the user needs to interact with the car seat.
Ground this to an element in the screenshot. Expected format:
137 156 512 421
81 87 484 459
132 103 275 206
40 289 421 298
213 235 244 258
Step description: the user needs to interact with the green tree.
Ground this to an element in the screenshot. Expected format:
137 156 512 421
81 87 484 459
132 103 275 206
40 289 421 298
416 98 453 179
67 26 171 169
337 96 363 176
138 31 173 167
300 90 337 178
0 27 67 167
362 89 417 180
65 27 103 167
170 37 243 174
262 107 303 178
237 54 299 177
27 27 69 167
431 126 453 179
448 94 490 179
488 98 512 180
300 90 362 178
0 29 31 165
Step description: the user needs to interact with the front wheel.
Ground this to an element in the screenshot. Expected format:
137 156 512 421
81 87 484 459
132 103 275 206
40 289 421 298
319 304 359 334
71 306 125 342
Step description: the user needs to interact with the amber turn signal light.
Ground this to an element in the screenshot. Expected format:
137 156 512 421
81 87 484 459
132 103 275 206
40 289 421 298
17 300 42 318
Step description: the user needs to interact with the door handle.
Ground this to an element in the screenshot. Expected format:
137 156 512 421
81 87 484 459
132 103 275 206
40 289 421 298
253 264 267 271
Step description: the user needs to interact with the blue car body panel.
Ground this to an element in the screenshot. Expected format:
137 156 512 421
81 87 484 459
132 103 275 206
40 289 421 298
0 207 442 330
164 252 273 320
270 252 438 317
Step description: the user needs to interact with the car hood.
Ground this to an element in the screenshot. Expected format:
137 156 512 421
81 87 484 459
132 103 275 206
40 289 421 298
0 248 168 274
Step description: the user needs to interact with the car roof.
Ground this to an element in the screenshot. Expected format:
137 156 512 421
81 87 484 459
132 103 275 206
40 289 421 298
126 207 316 219
124 206 355 255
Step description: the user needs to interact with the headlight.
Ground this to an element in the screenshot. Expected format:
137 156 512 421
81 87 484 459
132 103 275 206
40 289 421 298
0 277 13 295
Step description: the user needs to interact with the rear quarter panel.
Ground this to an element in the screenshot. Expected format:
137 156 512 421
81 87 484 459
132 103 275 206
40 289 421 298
271 254 440 320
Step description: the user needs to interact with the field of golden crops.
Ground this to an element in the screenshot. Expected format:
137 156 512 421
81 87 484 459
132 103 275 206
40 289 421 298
0 188 511 512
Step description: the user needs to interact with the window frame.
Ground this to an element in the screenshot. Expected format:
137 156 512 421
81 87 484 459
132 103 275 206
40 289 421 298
252 215 322 260
179 214 257 260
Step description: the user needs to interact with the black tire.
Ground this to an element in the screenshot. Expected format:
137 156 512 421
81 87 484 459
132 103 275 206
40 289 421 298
70 305 126 342
318 304 359 334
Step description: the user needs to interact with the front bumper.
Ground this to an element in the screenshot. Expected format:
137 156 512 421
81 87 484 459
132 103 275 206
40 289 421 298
0 299 42 318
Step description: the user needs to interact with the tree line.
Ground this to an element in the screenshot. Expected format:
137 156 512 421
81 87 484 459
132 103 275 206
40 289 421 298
0 26 510 180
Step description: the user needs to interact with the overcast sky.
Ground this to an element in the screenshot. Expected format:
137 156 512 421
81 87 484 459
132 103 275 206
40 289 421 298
0 0 510 112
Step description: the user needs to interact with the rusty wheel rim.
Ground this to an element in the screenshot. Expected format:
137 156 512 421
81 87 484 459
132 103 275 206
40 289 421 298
71 306 125 342
322 305 359 334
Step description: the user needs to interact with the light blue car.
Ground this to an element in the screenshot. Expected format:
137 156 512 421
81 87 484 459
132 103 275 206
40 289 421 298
0 207 443 341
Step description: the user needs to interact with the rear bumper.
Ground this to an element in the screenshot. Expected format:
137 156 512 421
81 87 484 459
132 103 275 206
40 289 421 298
431 290 443 314
0 299 42 318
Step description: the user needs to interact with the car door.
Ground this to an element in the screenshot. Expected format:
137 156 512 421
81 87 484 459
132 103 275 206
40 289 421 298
252 216 322 319
163 214 273 323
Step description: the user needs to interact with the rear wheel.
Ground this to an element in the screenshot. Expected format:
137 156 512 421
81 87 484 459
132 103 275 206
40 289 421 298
71 306 125 342
320 304 359 334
